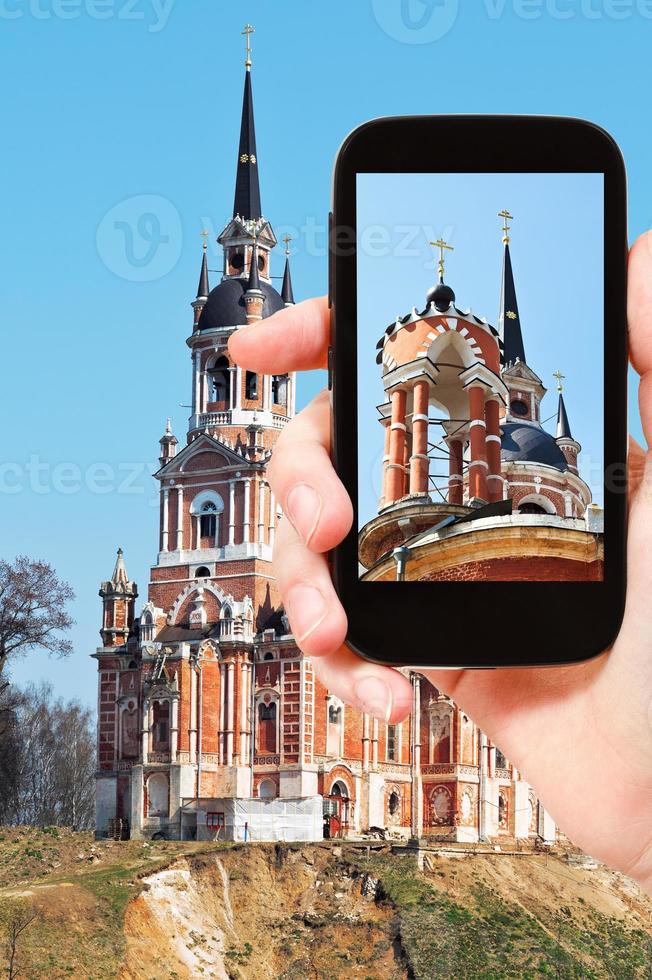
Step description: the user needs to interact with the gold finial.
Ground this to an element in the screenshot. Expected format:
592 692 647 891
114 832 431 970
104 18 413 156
429 238 454 280
282 234 292 257
553 370 566 392
242 23 255 70
498 209 513 245
200 228 209 251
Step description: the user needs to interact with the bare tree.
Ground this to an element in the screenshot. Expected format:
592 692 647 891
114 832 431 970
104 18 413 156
1 903 38 980
0 557 74 683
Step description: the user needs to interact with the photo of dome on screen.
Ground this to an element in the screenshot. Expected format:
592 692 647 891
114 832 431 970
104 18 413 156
356 173 604 583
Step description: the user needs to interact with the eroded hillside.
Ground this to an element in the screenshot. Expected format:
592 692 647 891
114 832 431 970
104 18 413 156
1 827 652 978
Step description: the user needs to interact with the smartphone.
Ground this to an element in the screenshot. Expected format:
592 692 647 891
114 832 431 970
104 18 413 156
329 115 627 669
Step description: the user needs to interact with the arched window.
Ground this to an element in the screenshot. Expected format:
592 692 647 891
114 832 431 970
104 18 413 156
272 374 288 408
208 356 229 404
495 748 507 770
195 565 210 578
388 790 400 816
510 398 529 417
518 502 547 515
200 502 217 540
387 724 398 762
245 371 258 400
498 791 509 830
257 701 277 754
263 652 274 661
147 773 169 817
331 780 349 799
327 701 343 757
430 709 451 764
152 701 170 753
259 779 276 800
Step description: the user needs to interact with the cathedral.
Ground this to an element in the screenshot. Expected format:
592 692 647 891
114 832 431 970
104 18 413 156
93 28 572 844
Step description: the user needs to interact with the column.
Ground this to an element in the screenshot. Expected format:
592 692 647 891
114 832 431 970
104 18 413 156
228 481 236 546
175 487 184 551
243 479 251 544
226 661 235 766
193 351 201 416
170 698 179 762
448 439 464 505
235 366 242 409
189 666 198 764
268 489 276 550
228 367 236 410
372 718 379 767
362 714 370 771
288 374 296 417
161 488 170 552
219 662 226 765
240 661 249 764
411 674 423 839
468 386 488 502
141 700 150 764
383 388 407 505
409 378 430 496
263 374 272 412
485 398 503 503
258 480 266 545
378 419 391 508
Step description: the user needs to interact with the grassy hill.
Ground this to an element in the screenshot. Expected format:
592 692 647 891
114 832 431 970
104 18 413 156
1 827 651 978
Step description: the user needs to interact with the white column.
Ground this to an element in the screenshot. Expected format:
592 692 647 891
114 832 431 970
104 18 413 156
193 350 201 415
362 714 370 771
372 718 379 767
243 479 251 544
226 661 235 766
141 700 150 764
161 488 170 552
228 481 236 546
189 666 198 764
239 662 248 764
228 367 236 410
263 374 271 412
235 366 242 409
176 487 184 551
170 698 179 761
289 372 297 417
258 480 266 545
268 490 276 550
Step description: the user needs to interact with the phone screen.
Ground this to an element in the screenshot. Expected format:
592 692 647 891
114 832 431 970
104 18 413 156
356 172 604 583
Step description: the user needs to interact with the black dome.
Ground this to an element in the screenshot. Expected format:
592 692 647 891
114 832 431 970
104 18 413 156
427 280 456 312
198 278 285 331
501 422 568 472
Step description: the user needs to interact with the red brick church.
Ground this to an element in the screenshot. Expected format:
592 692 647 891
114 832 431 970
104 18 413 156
93 29 563 844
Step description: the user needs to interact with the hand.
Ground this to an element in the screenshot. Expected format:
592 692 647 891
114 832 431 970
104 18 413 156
229 233 652 894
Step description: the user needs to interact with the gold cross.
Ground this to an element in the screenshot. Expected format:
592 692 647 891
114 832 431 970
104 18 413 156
282 234 292 257
553 370 566 392
429 238 454 280
498 209 513 244
200 229 209 250
242 24 255 70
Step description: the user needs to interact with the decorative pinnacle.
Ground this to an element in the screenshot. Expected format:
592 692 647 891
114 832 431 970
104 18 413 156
553 370 566 392
498 209 513 245
242 23 254 70
429 238 454 281
165 417 172 434
282 234 292 257
200 228 209 251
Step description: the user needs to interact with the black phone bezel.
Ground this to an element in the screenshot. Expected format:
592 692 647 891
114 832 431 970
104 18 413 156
330 114 627 670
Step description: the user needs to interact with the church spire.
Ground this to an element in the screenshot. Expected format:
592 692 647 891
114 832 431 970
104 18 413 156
498 210 526 367
554 372 573 440
281 235 295 306
233 25 262 221
196 241 209 301
111 547 128 586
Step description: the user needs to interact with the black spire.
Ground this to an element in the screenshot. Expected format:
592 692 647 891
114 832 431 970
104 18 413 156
196 246 209 300
500 242 527 367
281 256 295 305
233 69 262 220
556 392 573 440
247 242 262 292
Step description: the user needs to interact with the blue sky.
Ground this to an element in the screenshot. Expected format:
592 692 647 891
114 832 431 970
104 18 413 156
1 0 648 707
357 172 604 527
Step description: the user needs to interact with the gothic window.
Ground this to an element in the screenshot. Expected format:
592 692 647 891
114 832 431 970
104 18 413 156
209 356 229 404
498 791 509 830
495 748 507 770
388 790 400 817
259 779 276 799
146 773 169 817
229 250 244 272
195 566 211 578
245 371 258 399
121 706 139 759
200 502 218 540
257 701 277 754
387 724 398 762
430 786 452 825
263 652 274 661
430 709 451 764
272 374 288 407
327 701 343 757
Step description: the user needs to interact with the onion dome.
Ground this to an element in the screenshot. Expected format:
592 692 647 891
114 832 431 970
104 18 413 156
501 422 569 472
427 278 456 312
198 279 284 330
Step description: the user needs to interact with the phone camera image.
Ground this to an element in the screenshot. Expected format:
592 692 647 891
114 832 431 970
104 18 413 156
356 173 604 584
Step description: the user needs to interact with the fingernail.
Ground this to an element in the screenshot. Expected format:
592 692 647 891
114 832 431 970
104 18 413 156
355 676 393 723
286 484 322 546
285 583 328 645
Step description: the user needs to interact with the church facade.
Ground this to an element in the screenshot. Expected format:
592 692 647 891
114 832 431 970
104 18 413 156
93 31 559 845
